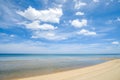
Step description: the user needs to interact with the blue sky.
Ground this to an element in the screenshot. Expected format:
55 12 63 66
0 0 120 54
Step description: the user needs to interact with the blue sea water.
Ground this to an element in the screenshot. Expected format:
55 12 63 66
0 54 120 80
0 54 120 61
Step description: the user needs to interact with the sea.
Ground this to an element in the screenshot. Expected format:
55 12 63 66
0 54 120 80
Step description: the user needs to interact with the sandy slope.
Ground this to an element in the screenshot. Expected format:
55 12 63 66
16 59 120 80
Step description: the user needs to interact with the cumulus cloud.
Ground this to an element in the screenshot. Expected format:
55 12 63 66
112 41 119 45
75 12 84 16
31 31 67 40
93 0 99 3
17 6 63 23
77 29 96 36
74 0 87 9
24 21 57 30
71 19 87 28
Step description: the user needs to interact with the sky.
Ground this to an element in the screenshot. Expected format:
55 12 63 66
0 0 120 54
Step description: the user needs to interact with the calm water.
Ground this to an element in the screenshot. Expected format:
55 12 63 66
0 54 120 80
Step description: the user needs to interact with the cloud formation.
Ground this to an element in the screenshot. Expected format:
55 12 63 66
71 19 87 28
77 29 96 36
75 12 84 16
0 0 120 53
74 0 87 9
24 21 57 30
117 17 120 22
31 31 67 40
112 41 119 45
17 6 63 23
17 6 63 40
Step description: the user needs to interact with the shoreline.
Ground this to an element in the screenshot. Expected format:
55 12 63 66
0 60 105 80
15 59 120 80
1 57 111 80
0 62 105 80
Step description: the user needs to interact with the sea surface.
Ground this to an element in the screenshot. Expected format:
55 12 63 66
0 54 120 80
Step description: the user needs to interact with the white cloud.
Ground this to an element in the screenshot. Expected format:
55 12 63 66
10 34 15 38
17 6 63 23
24 21 57 30
77 29 96 36
117 17 120 22
93 0 99 3
74 0 87 9
112 41 119 45
31 31 67 40
75 12 84 16
71 19 87 28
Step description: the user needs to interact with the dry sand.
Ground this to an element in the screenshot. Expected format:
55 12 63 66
16 59 120 80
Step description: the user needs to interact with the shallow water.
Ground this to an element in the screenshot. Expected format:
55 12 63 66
0 54 120 80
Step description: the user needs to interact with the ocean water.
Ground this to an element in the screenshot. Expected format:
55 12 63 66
0 54 120 80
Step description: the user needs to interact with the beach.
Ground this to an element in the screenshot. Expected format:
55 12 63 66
0 54 120 80
16 59 120 80
1 0 120 79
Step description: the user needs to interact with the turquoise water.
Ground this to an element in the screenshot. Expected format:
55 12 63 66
0 54 120 80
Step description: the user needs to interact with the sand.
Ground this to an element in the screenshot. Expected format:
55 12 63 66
15 59 120 80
